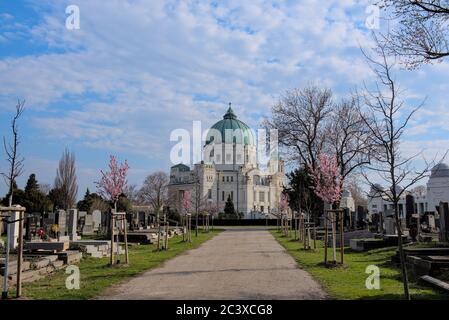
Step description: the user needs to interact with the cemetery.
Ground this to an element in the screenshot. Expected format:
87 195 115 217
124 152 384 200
0 204 194 299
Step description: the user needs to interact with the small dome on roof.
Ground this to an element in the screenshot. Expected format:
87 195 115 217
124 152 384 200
430 163 449 178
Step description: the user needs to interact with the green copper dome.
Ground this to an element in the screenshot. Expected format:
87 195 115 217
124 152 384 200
206 105 255 146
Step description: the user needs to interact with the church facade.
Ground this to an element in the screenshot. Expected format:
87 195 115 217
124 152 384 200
168 106 284 219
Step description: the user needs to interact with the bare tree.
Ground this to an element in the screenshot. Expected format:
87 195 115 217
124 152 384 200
380 0 449 68
1 100 25 207
264 85 332 171
123 184 139 204
139 171 169 212
39 183 52 196
346 177 368 209
54 149 78 210
325 97 372 190
360 37 436 300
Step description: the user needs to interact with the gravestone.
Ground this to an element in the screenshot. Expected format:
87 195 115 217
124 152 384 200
68 209 78 241
8 211 20 250
57 209 67 236
77 211 87 234
26 213 40 240
92 210 102 231
439 202 449 243
83 214 94 235
385 217 396 235
428 214 436 231
406 194 415 228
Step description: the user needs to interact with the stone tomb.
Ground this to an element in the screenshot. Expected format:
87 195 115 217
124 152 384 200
8 211 20 250
83 213 94 235
56 209 67 236
384 217 396 235
68 209 78 241
439 202 449 242
92 210 102 231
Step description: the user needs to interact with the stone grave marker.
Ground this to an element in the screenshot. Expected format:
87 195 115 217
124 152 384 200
83 214 94 235
439 202 449 243
8 211 20 250
92 210 102 231
57 209 67 236
68 209 78 241
428 214 436 231
385 217 396 235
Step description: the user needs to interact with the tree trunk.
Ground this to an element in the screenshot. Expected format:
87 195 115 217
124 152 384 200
332 212 337 263
16 210 24 298
395 203 411 300
109 210 114 266
340 211 344 265
324 212 328 265
124 213 129 265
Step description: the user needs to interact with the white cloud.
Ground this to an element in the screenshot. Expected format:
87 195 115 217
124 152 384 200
0 0 447 198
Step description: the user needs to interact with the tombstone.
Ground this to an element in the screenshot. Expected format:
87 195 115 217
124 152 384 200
8 211 20 250
77 211 87 233
439 202 449 243
26 213 41 240
57 209 67 236
405 194 415 228
68 209 78 241
428 214 436 231
384 217 396 235
139 212 146 227
83 214 94 235
92 210 102 231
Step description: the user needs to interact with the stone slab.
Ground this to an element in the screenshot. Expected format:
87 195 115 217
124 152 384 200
420 275 449 292
25 241 69 252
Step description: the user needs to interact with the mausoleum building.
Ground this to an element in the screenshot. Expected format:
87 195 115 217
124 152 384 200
168 106 285 219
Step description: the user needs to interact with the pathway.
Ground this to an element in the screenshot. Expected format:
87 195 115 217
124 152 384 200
97 229 327 300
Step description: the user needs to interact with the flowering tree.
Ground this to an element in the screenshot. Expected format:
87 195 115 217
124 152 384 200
311 153 342 205
181 190 192 213
96 155 129 211
95 155 129 265
279 193 290 236
311 153 343 264
280 193 289 213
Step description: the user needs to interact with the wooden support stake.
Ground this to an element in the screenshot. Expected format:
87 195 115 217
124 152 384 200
16 210 24 298
324 212 328 265
110 214 114 265
157 221 161 251
124 215 129 264
340 211 344 265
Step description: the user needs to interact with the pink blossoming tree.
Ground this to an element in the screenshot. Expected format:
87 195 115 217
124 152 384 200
181 190 192 214
95 155 129 265
311 153 342 205
311 153 343 264
280 193 289 213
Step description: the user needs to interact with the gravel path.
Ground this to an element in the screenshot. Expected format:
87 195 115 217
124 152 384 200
97 229 327 300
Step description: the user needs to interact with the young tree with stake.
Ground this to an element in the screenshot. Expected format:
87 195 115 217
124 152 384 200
311 153 342 264
96 155 129 265
0 100 25 300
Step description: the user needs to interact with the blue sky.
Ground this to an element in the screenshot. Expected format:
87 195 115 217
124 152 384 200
0 0 449 199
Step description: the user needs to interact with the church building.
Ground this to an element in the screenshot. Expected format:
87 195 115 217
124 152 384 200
168 106 285 219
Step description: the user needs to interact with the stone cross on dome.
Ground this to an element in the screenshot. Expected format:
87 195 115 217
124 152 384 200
224 102 237 119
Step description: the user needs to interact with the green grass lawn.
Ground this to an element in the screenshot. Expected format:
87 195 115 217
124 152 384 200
19 230 219 300
271 230 449 300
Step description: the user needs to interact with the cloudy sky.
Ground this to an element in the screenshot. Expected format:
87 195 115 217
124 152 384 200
0 0 448 198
